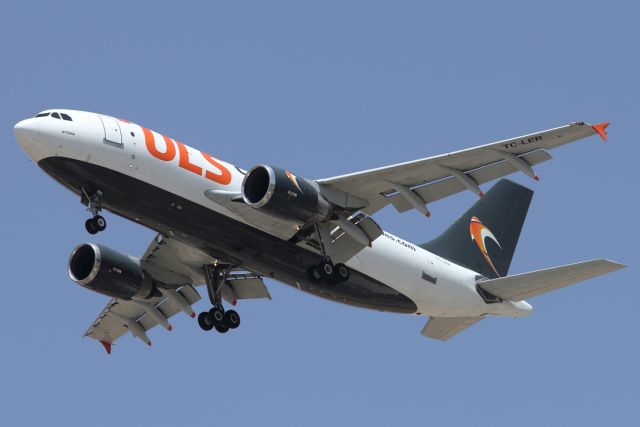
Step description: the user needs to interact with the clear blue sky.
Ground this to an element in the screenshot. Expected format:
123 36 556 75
2 1 637 426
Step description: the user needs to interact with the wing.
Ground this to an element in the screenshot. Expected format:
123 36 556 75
421 316 484 341
84 235 271 353
83 285 201 352
477 259 624 301
319 122 608 215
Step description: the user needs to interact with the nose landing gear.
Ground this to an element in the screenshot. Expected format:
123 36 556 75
82 188 107 234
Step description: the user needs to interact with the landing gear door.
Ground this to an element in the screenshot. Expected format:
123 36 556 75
99 115 123 145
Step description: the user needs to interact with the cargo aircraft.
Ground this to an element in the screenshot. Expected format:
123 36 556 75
14 110 623 353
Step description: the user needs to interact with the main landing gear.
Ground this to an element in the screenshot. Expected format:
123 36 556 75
306 222 350 285
197 264 241 334
307 259 350 285
82 188 107 235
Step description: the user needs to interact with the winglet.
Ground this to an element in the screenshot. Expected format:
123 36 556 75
100 340 112 355
591 122 609 141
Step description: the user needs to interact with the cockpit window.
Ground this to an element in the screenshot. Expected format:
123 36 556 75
35 112 50 118
51 112 61 119
60 113 72 121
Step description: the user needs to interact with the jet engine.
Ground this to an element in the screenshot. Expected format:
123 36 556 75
68 243 156 300
242 165 334 223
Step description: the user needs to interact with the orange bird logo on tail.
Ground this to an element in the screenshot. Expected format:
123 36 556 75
469 216 502 277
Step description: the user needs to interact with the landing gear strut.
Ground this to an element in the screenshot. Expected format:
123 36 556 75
82 188 107 235
197 264 241 334
306 223 350 285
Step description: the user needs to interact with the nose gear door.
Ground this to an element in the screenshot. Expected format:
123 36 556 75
99 115 123 145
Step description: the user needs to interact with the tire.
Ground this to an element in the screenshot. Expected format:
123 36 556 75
94 215 107 231
209 306 225 325
198 312 214 331
215 323 229 333
335 263 350 282
223 310 241 329
319 260 334 279
307 265 322 284
85 218 98 235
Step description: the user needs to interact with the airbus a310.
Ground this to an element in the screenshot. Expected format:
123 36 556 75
14 110 622 353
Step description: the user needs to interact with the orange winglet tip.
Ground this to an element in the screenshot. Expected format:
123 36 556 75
592 122 609 141
100 340 112 354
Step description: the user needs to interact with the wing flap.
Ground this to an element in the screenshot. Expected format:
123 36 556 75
331 214 383 263
421 316 484 341
84 285 201 345
387 150 551 213
222 275 271 302
138 285 201 330
477 259 625 301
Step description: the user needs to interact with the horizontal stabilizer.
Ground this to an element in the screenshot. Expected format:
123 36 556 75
421 316 484 341
477 259 625 301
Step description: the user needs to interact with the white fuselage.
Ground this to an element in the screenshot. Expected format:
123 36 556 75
15 109 531 319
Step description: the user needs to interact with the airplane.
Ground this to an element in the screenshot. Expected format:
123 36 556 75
14 109 624 353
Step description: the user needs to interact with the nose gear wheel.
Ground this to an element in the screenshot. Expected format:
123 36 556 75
81 188 107 234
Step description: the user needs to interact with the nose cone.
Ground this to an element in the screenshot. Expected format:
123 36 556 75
15 118 48 162
14 118 40 148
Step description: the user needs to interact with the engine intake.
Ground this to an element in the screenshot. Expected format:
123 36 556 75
242 165 333 223
68 243 155 300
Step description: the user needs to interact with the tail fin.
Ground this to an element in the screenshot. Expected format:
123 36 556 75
419 179 533 278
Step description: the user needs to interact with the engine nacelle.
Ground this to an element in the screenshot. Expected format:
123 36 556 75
242 165 333 223
68 243 156 300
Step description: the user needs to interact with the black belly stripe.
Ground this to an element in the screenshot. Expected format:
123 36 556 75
38 157 417 313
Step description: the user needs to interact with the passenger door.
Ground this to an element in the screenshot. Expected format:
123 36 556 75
99 115 122 145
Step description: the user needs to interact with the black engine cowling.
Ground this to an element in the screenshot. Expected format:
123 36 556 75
241 165 333 223
68 243 156 300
